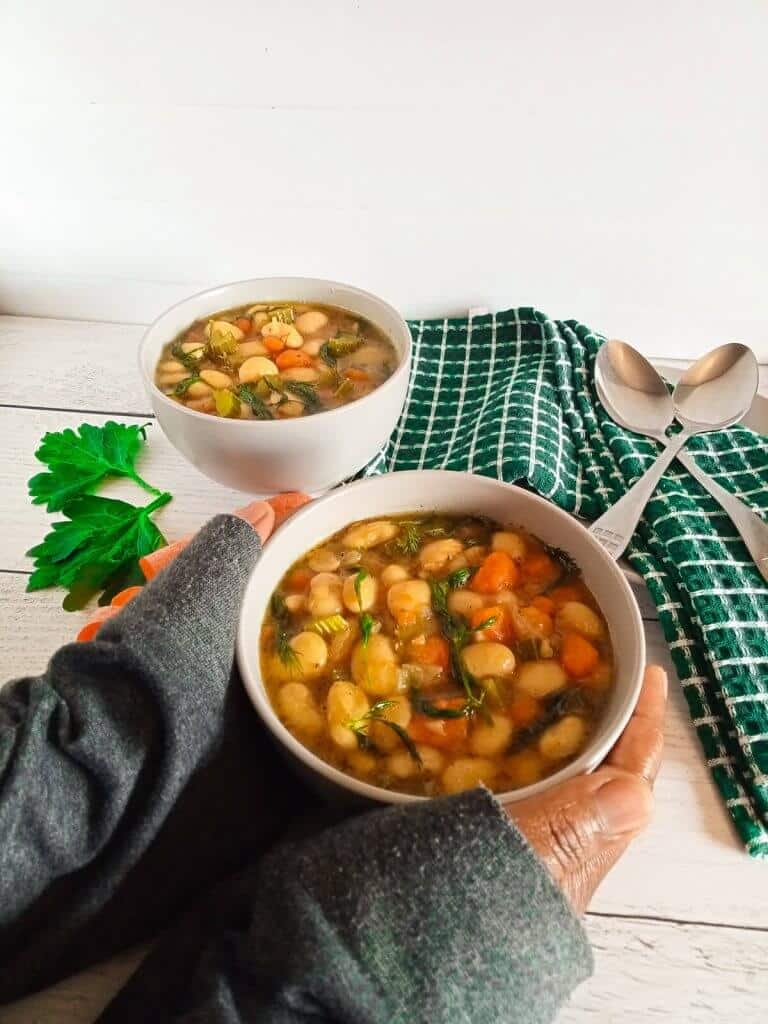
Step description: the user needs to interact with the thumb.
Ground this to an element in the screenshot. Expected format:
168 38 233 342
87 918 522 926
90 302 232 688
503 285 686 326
508 770 653 886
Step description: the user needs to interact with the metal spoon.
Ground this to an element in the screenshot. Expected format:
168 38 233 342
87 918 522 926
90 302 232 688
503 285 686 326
589 341 766 580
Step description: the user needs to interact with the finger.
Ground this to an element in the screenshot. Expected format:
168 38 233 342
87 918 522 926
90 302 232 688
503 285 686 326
266 492 312 527
607 665 667 785
234 501 276 544
509 771 653 888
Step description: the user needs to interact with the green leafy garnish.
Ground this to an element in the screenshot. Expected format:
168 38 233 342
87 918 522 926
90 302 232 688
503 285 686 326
205 320 240 357
410 687 468 719
387 518 450 557
270 592 302 674
267 306 295 324
264 376 321 411
446 567 474 589
353 568 369 611
309 614 349 636
236 384 274 420
360 611 376 647
473 614 498 632
28 422 161 513
327 333 362 358
428 580 486 714
348 699 422 765
542 543 578 581
319 342 337 368
173 375 202 396
508 690 590 753
26 492 171 609
171 341 204 371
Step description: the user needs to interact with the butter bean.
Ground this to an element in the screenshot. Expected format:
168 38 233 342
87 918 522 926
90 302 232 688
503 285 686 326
200 369 233 389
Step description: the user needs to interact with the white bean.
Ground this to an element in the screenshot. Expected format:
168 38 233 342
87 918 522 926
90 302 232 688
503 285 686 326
277 683 323 736
186 380 212 398
504 750 545 787
186 396 215 413
442 758 497 794
342 573 378 612
351 635 399 696
369 695 412 751
307 574 344 617
539 715 587 760
515 660 567 697
284 594 305 613
469 713 514 757
387 579 431 618
200 369 233 389
301 340 321 356
281 367 319 383
239 356 279 383
277 401 304 419
236 339 269 359
159 359 185 373
289 631 328 676
326 680 369 749
158 371 188 386
418 538 464 573
448 590 485 619
342 520 398 550
492 531 527 559
556 601 605 640
308 548 341 573
295 310 330 335
381 564 410 587
462 642 516 679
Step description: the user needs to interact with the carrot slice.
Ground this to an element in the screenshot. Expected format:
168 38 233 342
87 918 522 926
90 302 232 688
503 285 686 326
110 585 143 607
521 552 559 585
263 336 285 354
471 551 519 593
561 632 600 678
548 582 589 607
409 635 450 671
520 605 553 636
139 538 190 581
276 350 313 371
76 605 120 642
286 568 314 592
344 368 369 382
267 492 312 527
408 698 468 750
507 692 542 727
531 595 556 615
469 604 513 643
235 317 252 334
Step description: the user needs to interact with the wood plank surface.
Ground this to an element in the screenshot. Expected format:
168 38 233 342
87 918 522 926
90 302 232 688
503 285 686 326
1 314 767 1022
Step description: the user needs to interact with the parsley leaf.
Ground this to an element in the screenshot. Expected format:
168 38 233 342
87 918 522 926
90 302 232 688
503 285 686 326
28 421 161 512
26 492 171 609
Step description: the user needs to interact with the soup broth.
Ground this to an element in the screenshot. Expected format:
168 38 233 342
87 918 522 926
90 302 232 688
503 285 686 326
260 513 614 797
154 301 397 419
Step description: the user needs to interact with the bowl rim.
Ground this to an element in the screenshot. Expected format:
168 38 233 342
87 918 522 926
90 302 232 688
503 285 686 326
236 470 647 805
137 275 413 429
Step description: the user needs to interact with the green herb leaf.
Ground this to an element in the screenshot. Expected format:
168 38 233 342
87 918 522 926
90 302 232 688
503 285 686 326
348 699 422 765
327 333 362 358
319 341 337 368
171 341 205 372
508 689 589 753
309 614 349 636
173 375 202 396
473 614 498 632
270 591 303 674
360 611 376 647
236 384 274 420
446 567 474 590
26 492 171 609
353 568 369 611
28 422 161 512
410 687 468 719
264 376 320 411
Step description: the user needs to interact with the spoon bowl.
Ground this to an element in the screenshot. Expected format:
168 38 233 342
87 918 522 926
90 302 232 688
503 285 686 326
674 343 759 431
596 341 673 439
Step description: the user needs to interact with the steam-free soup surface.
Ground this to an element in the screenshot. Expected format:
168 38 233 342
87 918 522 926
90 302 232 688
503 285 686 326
260 514 614 797
155 301 397 419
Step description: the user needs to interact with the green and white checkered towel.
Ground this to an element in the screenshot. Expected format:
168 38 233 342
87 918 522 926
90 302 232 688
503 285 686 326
362 308 768 857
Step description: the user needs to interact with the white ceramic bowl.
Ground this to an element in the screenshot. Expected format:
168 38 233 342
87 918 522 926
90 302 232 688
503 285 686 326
237 470 646 806
138 277 412 495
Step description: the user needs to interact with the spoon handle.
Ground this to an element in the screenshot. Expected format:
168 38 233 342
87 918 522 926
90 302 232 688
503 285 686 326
588 432 690 558
673 448 768 585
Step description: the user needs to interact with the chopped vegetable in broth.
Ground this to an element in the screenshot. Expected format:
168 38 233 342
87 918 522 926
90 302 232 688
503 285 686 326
260 514 614 797
154 301 397 419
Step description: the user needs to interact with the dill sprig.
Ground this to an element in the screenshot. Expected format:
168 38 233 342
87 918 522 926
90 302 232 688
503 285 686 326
429 580 487 715
446 566 475 589
171 341 205 372
237 384 274 420
409 687 468 720
270 592 302 674
348 700 422 765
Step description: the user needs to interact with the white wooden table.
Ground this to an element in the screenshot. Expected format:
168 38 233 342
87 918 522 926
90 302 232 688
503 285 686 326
0 316 766 1023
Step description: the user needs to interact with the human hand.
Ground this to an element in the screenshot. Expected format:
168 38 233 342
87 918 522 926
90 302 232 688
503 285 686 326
507 664 667 913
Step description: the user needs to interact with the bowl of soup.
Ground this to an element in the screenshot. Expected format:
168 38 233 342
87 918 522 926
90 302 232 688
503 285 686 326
237 471 645 805
139 278 411 494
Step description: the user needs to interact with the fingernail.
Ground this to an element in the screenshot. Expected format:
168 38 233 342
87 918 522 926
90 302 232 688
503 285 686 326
595 778 652 837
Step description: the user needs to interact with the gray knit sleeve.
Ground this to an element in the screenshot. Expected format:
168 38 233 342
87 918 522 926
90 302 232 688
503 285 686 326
101 787 593 1024
0 514 276 1002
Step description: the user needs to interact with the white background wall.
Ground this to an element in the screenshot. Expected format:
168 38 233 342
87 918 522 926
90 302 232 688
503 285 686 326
1 0 766 359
